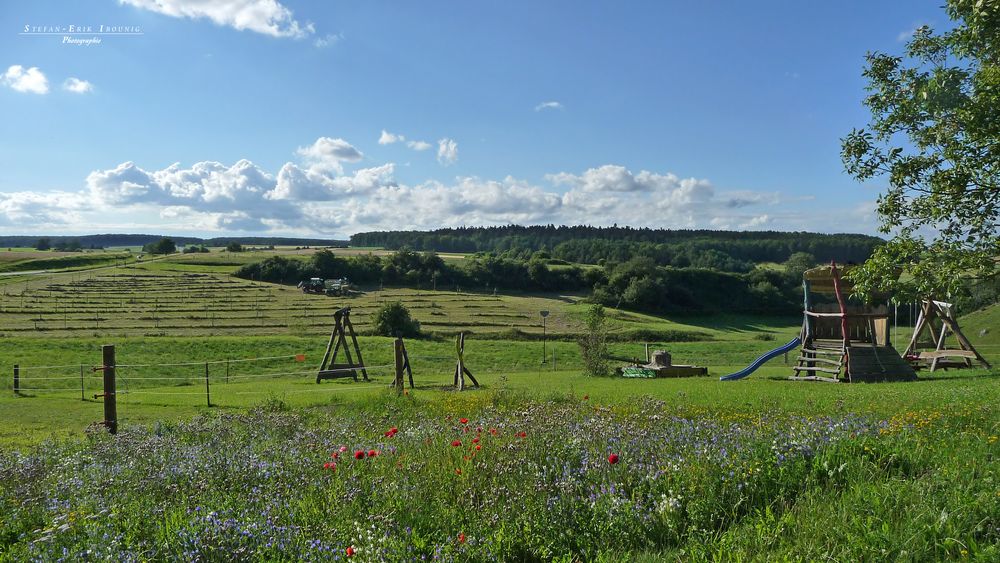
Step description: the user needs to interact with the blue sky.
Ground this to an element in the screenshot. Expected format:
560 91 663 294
0 1 944 237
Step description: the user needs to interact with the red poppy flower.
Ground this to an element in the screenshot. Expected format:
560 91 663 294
458 532 466 543
331 452 339 459
390 427 398 434
323 462 331 469
459 418 469 424
472 437 480 444
339 446 348 453
608 453 619 465
489 428 498 435
475 444 481 451
346 546 355 557
354 450 365 460
477 426 483 433
451 440 462 447
518 431 527 438
368 449 379 457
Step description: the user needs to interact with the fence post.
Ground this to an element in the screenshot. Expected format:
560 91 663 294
226 359 230 384
204 362 211 407
80 364 85 401
394 338 404 394
102 345 117 434
13 364 18 395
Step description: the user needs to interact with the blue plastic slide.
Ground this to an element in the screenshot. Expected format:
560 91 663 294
719 337 801 381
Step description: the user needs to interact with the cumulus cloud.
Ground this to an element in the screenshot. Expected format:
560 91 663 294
63 77 94 93
295 137 363 174
380 130 434 152
119 0 314 38
0 135 818 236
437 138 458 166
534 101 563 111
378 130 404 145
269 163 396 201
2 65 48 94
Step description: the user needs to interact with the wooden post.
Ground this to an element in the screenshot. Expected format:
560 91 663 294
204 362 211 407
102 345 117 434
13 364 18 395
457 333 465 391
80 364 85 401
226 359 230 384
394 338 404 394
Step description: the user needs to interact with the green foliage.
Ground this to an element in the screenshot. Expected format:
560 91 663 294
842 2 1000 301
372 301 421 337
182 245 210 254
579 304 611 376
143 238 177 255
34 237 50 251
783 252 816 279
225 242 244 253
351 225 883 272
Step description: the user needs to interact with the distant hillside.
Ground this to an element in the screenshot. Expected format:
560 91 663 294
350 225 884 268
0 234 347 249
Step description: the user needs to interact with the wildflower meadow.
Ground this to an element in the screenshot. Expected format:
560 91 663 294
2 383 998 561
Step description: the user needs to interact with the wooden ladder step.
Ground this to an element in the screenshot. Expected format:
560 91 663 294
796 356 842 366
800 347 844 356
793 366 842 374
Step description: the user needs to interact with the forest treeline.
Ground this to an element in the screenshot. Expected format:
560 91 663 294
235 248 814 315
350 225 882 273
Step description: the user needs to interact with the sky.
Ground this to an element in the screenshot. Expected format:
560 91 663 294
0 0 945 238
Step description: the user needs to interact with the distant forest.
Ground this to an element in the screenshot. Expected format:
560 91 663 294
351 226 883 272
0 234 347 249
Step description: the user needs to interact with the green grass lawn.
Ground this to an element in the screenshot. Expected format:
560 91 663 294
2 257 999 560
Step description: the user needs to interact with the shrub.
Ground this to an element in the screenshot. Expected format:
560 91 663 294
579 304 611 376
372 302 421 337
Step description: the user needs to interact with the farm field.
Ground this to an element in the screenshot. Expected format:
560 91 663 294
1 259 999 560
0 259 794 341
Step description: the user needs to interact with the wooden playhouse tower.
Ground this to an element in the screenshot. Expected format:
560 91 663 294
792 262 916 383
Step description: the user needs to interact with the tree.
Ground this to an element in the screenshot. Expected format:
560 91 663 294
842 1 1000 301
578 304 610 376
226 242 244 253
35 237 51 251
372 302 421 337
143 238 176 255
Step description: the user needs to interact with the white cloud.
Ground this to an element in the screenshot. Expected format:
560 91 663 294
381 130 433 152
378 130 404 145
2 65 49 94
269 163 396 201
63 77 94 94
295 137 363 174
1 136 839 237
437 138 458 166
119 0 314 38
314 32 342 48
534 101 563 112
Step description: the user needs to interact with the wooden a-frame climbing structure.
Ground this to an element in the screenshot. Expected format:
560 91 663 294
904 300 991 372
317 307 368 383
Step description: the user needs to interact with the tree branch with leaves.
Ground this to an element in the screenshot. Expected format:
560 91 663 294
842 0 1000 302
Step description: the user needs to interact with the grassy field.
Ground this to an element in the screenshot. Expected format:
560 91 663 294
1 253 998 560
0 259 796 341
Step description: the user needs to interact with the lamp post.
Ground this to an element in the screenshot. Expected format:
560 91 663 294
540 310 549 363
